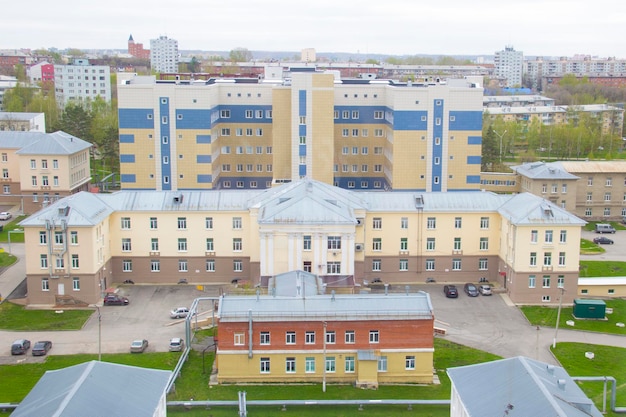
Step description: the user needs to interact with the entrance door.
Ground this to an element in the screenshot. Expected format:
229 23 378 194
58 283 65 296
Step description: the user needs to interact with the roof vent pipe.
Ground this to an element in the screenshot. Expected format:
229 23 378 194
384 283 389 295
331 290 335 301
405 285 410 295
256 288 260 301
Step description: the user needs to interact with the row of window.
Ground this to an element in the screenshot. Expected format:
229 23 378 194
334 164 383 173
220 128 265 137
30 175 60 187
123 217 241 230
41 277 80 291
219 109 272 119
123 237 243 252
221 164 272 172
340 128 385 137
221 146 272 154
340 146 384 155
530 252 567 267
586 177 626 187
431 216 491 230
528 275 565 289
541 183 568 194
237 329 379 346
39 254 79 269
530 229 567 244
585 192 626 202
257 355 410 374
121 259 243 273
370 236 489 251
372 257 489 272
25 159 60 169
584 207 626 217
39 231 79 245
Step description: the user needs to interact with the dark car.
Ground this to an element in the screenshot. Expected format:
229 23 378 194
443 285 458 298
593 236 614 245
32 341 52 356
464 283 479 297
11 339 31 355
103 293 129 306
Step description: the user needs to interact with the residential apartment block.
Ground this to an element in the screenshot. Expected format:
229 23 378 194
494 46 523 87
0 112 45 132
216 271 434 385
149 36 179 73
54 59 112 106
20 179 583 306
118 71 484 192
0 131 91 213
525 56 626 90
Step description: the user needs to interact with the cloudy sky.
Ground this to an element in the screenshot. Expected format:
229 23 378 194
3 0 625 58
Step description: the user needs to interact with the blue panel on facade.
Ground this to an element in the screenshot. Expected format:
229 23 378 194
467 156 482 164
449 111 483 131
119 109 154 129
197 174 212 183
393 111 428 131
120 154 135 163
197 155 212 163
334 106 389 125
466 175 481 184
431 99 444 192
299 165 306 176
121 174 136 183
468 136 482 145
216 105 272 124
196 135 211 144
119 134 135 143
299 90 306 116
159 97 171 190
299 145 306 156
176 109 212 129
299 124 306 136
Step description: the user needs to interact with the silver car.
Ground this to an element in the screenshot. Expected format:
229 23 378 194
130 339 148 353
169 337 184 352
478 284 492 296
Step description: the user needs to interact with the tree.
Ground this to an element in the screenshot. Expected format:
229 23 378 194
229 48 253 63
481 125 498 171
187 56 201 73
53 103 93 140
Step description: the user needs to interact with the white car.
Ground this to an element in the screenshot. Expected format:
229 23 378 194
170 307 190 319
478 285 492 296
169 337 185 352
0 212 12 220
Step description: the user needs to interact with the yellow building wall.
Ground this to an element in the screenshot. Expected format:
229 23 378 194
270 88 291 181
309 75 335 185
119 129 158 189
175 129 212 189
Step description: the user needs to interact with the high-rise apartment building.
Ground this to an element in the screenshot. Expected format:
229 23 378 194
53 59 112 106
494 46 523 87
118 71 483 192
149 36 179 73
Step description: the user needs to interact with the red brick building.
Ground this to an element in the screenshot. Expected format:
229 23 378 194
128 35 150 60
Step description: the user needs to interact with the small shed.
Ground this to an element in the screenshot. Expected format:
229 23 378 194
573 299 606 319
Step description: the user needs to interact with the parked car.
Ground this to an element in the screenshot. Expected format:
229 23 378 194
130 339 148 353
443 285 458 298
593 236 614 245
478 284 492 296
169 337 185 352
11 339 31 355
464 283 479 297
170 307 190 319
32 341 52 356
0 211 12 220
595 223 616 234
103 293 129 306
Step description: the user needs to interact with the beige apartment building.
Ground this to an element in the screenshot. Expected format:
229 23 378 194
20 179 583 306
0 131 91 213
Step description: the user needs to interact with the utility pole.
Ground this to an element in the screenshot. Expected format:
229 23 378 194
552 287 565 349
96 306 102 361
322 321 327 393
495 130 507 165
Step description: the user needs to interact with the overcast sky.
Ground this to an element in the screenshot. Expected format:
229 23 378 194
3 0 625 59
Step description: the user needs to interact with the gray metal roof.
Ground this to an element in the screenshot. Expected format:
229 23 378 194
268 270 325 296
11 361 171 417
218 291 433 322
497 192 586 226
14 131 91 155
0 111 43 120
447 356 603 417
20 192 114 227
512 161 580 180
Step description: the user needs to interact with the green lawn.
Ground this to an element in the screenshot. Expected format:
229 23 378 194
579 261 626 277
0 215 26 243
583 221 626 232
580 238 605 255
520 298 626 335
0 302 94 331
0 249 17 267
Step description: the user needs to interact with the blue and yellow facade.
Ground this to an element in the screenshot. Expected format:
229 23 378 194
118 72 483 192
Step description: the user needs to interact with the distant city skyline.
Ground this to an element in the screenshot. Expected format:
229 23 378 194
3 0 625 59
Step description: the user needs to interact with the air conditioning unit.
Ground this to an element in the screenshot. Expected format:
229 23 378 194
355 243 364 251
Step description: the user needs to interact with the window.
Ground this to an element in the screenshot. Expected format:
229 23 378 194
531 230 538 243
373 238 382 251
427 217 436 229
327 262 341 274
205 217 213 229
345 356 355 373
327 236 341 250
71 254 79 269
260 332 270 345
400 238 408 251
401 217 408 229
588 177 593 186
378 356 387 372
542 275 551 288
30 159 36 169
72 277 80 291
325 357 336 373
545 230 553 243
345 330 355 344
426 258 435 271
151 260 160 272
544 252 552 266
479 258 488 270
480 217 489 229
177 217 187 230
285 357 296 373
42 278 49 291
559 252 566 266
372 259 381 271
234 333 245 346
559 230 567 243
39 231 47 244
179 259 188 272
55 257 64 269
305 331 315 344
606 177 613 186
479 237 488 251
528 275 536 288
454 217 462 229
305 357 315 373
150 238 159 252
426 238 435 251
400 259 409 271
374 164 382 172
286 331 296 345
233 238 242 251
562 183 567 193
40 254 48 268
558 276 565 288
453 237 461 251
178 238 187 251
303 235 311 250
369 330 379 343
233 260 243 272
122 238 132 252
452 259 461 270
150 217 158 229
587 192 593 202
326 331 336 344
122 259 132 272
372 217 382 229
206 259 215 272
206 238 214 251
405 356 416 370
260 358 270 373
530 252 537 266
542 184 547 194
232 217 242 229
31 176 37 186
542 295 551 302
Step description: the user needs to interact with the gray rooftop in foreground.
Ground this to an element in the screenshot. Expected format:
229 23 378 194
447 356 603 417
0 130 91 155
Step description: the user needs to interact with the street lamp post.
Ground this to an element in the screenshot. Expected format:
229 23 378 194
96 306 102 361
495 130 507 165
552 287 565 349
322 321 327 393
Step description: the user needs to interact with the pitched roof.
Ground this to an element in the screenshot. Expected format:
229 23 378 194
447 356 603 417
497 192 586 226
20 192 114 227
15 131 91 155
511 161 579 180
11 361 171 417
